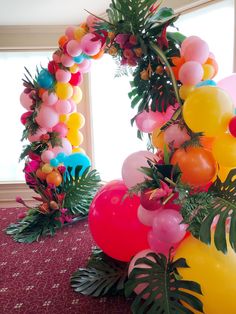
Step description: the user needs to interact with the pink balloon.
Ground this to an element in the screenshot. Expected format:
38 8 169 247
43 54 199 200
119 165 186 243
28 128 47 142
152 210 187 244
55 100 71 114
41 150 55 163
86 15 99 32
89 180 150 262
179 61 203 85
69 100 76 113
182 38 209 64
65 26 75 40
218 74 236 107
164 124 190 149
55 69 71 83
122 151 158 189
53 122 68 137
128 249 155 298
148 231 178 256
42 91 58 106
135 110 165 133
36 107 59 129
66 40 82 57
52 52 61 63
78 59 91 73
181 36 202 56
20 92 33 111
80 33 101 56
61 54 74 67
51 138 72 155
138 205 162 226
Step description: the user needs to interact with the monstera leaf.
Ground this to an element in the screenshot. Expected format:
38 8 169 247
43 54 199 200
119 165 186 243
125 252 203 314
199 168 236 253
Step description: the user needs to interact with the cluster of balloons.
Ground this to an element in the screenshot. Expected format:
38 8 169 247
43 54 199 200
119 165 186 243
20 15 104 189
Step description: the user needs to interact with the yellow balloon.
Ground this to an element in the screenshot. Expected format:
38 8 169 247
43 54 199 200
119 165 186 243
179 85 195 100
152 128 165 150
70 64 79 74
212 133 236 167
74 27 87 40
67 112 85 129
175 235 236 314
202 64 215 80
183 86 234 136
218 166 234 182
67 129 84 146
72 147 86 154
72 86 83 104
42 164 53 174
59 114 69 123
55 82 73 100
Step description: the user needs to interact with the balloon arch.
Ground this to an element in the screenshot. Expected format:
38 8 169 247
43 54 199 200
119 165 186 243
6 0 236 313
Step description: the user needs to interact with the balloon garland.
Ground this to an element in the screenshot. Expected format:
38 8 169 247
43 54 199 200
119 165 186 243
7 0 236 312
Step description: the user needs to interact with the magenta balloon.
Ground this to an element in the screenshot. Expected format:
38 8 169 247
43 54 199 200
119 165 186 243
135 110 165 133
20 111 32 125
137 205 162 226
218 74 236 107
36 106 59 129
89 180 150 262
148 230 178 256
152 210 187 244
122 150 158 189
20 92 33 111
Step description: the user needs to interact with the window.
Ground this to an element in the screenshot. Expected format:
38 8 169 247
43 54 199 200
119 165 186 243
90 0 235 181
0 51 52 182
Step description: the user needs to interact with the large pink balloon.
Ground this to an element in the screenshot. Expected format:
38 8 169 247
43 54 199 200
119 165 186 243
122 151 158 189
36 106 59 129
135 110 165 133
218 74 236 107
89 180 150 262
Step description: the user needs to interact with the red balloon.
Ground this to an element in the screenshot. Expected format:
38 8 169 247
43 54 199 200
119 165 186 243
89 180 150 262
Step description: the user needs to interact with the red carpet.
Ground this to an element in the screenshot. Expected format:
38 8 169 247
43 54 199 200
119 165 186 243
0 207 131 314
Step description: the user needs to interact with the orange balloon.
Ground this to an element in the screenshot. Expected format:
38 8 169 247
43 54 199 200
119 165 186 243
171 147 217 187
36 168 47 181
152 128 165 151
205 57 218 76
58 35 68 48
38 88 46 98
92 49 105 60
46 171 62 187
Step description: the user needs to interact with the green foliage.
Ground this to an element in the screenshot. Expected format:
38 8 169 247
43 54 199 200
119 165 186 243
5 210 62 243
71 248 128 297
199 169 236 253
125 252 203 314
62 166 102 216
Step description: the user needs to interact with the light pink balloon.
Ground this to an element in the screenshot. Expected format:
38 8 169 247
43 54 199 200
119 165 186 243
138 205 162 226
128 249 155 298
218 74 236 107
78 59 91 73
181 36 201 56
20 92 33 110
67 40 82 57
69 100 76 113
148 231 178 256
122 151 158 189
135 110 165 133
152 210 187 244
182 38 209 64
36 107 59 129
164 124 190 149
61 54 74 67
55 69 71 83
42 91 58 106
51 138 72 156
53 122 68 138
65 26 75 40
41 150 55 163
55 100 71 114
28 128 47 142
80 33 101 56
179 61 203 85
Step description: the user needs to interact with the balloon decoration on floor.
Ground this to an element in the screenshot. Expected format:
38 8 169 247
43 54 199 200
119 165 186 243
8 0 236 312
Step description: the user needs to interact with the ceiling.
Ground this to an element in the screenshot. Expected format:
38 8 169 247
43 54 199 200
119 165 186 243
0 0 197 26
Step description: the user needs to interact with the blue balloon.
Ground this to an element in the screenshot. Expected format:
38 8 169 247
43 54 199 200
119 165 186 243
56 152 67 162
50 158 59 167
37 69 54 89
63 153 91 176
73 55 84 64
196 80 217 88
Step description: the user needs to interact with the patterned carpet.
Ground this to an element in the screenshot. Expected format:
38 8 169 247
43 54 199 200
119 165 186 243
0 207 131 314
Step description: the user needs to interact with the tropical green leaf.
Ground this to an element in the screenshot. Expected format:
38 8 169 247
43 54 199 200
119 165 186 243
199 169 236 253
62 166 102 216
71 249 128 297
125 253 203 314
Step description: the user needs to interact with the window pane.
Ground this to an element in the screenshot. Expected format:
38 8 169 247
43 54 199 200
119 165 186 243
176 0 234 79
0 51 52 182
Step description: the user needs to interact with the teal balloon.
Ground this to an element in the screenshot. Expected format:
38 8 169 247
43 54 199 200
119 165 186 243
196 80 216 88
64 153 91 176
73 55 84 64
57 152 67 162
50 158 59 167
37 69 54 89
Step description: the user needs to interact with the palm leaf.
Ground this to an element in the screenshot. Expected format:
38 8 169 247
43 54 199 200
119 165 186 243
62 166 102 216
199 168 236 253
71 249 128 297
125 253 203 314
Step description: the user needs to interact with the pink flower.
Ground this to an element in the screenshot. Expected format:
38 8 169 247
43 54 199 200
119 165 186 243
24 160 40 173
152 181 173 200
17 212 27 219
